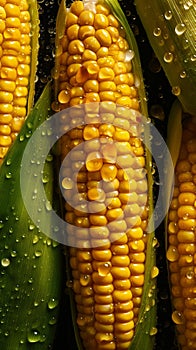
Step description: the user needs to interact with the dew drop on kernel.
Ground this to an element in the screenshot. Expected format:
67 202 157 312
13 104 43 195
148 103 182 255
166 245 179 262
98 262 111 276
80 274 91 286
62 177 74 190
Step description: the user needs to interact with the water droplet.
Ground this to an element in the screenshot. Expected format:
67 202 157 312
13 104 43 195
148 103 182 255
125 49 135 62
46 239 52 246
79 274 91 286
45 201 52 211
11 250 17 258
5 172 12 179
34 250 43 258
27 122 33 129
28 277 33 284
98 263 111 276
61 177 74 190
46 154 53 162
164 10 172 20
153 27 161 37
163 52 174 63
34 301 39 307
175 23 186 36
66 280 73 288
77 315 86 327
52 239 59 248
9 227 13 234
19 135 25 142
172 310 185 325
186 270 194 280
39 334 46 343
29 223 35 231
6 158 11 166
47 298 59 310
151 266 159 279
152 237 159 248
166 245 179 262
33 235 39 244
49 317 57 325
191 54 196 62
150 327 158 336
1 258 10 267
42 174 49 184
0 221 4 229
168 221 178 234
27 329 41 343
180 70 187 79
172 86 181 96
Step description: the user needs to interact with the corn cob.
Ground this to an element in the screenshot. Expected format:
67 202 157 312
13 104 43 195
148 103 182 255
0 82 63 349
165 101 196 350
53 0 157 349
0 0 39 163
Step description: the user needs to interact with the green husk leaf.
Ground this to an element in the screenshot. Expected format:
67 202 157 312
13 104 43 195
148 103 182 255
27 0 40 113
167 99 183 171
0 82 63 349
135 0 196 115
54 0 67 104
164 99 182 251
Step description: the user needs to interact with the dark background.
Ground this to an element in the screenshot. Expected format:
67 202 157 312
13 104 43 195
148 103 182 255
35 0 178 348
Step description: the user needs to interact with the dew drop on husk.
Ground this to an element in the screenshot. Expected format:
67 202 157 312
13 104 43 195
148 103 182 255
164 10 172 20
47 298 59 310
27 329 41 343
153 27 161 37
151 266 159 279
172 86 181 96
150 327 158 336
1 258 10 267
175 23 186 36
163 52 174 63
